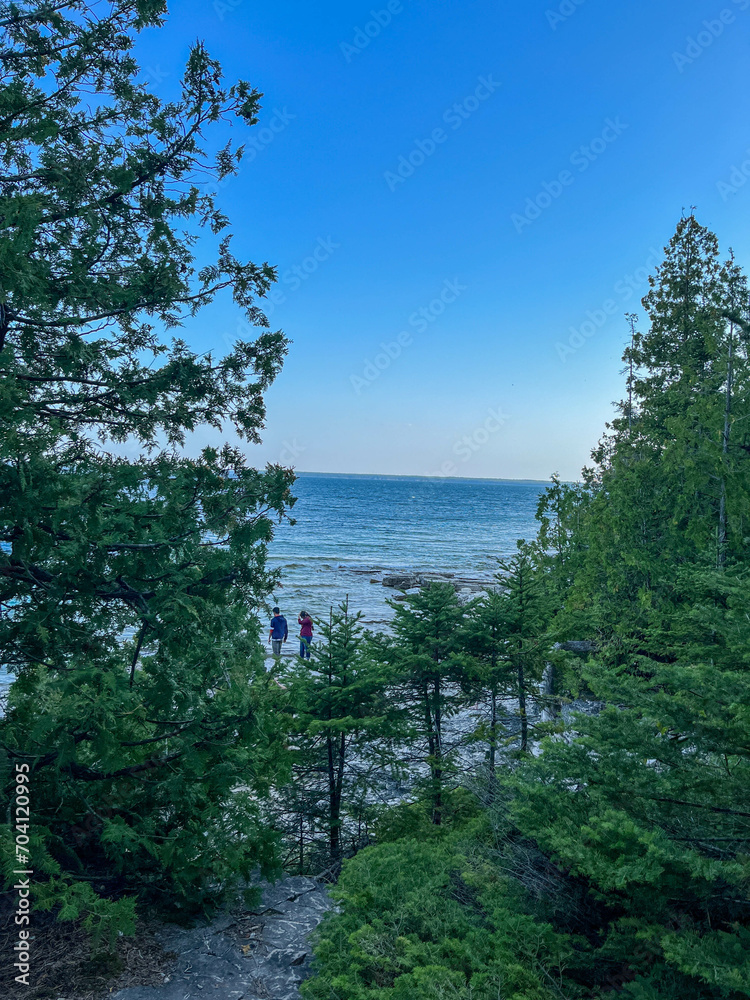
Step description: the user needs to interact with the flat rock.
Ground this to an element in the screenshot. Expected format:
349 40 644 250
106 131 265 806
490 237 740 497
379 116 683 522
382 573 421 589
381 570 491 593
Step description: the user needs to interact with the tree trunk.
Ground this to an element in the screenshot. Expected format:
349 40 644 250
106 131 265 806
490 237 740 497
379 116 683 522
327 732 338 860
718 324 734 568
331 732 346 867
517 655 528 753
488 687 498 801
421 681 441 825
541 662 556 722
299 812 304 874
433 675 443 825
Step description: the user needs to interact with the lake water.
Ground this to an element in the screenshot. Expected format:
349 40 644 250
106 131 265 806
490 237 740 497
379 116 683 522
0 474 547 698
266 473 547 627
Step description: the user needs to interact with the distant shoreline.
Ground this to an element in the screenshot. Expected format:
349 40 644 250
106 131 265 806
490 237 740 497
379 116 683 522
293 470 554 485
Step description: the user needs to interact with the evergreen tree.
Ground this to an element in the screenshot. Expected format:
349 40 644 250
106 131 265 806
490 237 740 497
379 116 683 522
460 588 511 794
460 547 556 791
535 473 589 594
0 0 293 935
508 563 750 998
550 219 750 650
630 215 750 565
501 219 750 997
496 543 550 754
301 831 576 1000
386 583 468 825
284 602 401 874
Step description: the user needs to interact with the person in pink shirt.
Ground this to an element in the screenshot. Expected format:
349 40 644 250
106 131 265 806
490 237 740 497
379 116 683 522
298 611 313 659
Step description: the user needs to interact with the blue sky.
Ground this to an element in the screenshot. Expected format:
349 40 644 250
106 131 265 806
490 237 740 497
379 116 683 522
134 0 750 481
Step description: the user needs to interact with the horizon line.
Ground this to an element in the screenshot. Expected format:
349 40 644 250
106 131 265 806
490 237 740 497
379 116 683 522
292 470 556 485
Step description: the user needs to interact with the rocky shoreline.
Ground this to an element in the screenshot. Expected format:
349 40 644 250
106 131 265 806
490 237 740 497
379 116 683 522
354 566 497 595
263 567 497 664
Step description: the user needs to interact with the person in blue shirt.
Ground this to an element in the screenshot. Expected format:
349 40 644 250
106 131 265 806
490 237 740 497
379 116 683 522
268 607 288 657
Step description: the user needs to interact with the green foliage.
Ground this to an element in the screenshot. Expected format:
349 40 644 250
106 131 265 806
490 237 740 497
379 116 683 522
3 41 749 996
0 0 294 937
302 834 575 1000
373 788 482 844
461 543 555 770
382 583 472 825
34 877 137 951
507 618 750 997
303 218 750 1000
500 217 750 998
280 601 403 872
560 217 750 633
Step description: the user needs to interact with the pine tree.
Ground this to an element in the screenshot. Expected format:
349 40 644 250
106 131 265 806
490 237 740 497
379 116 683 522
612 216 750 570
553 219 750 647
508 561 750 998
460 544 558 791
386 583 469 825
284 602 401 874
461 588 512 794
500 219 750 998
0 0 294 935
494 544 550 754
535 473 589 595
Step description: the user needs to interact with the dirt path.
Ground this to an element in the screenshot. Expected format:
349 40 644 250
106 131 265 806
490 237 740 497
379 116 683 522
112 877 332 1000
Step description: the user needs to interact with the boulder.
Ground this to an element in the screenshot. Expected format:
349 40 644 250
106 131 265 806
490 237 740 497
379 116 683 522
382 573 421 589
